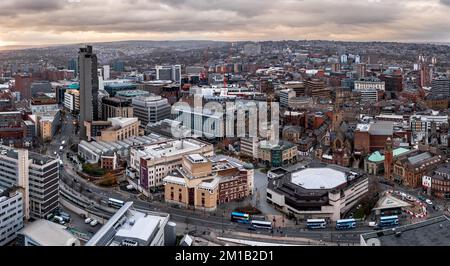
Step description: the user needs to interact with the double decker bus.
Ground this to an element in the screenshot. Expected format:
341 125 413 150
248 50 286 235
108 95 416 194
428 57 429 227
379 215 399 228
306 219 327 229
231 212 250 224
335 218 356 230
250 220 273 230
108 198 125 209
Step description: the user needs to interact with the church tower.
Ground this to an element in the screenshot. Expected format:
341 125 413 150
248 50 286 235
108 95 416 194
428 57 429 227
384 138 393 180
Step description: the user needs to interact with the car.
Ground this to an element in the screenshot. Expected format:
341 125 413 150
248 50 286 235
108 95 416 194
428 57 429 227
426 199 433 205
86 188 93 193
90 220 98 227
248 226 256 231
368 222 377 227
418 195 426 202
85 218 93 224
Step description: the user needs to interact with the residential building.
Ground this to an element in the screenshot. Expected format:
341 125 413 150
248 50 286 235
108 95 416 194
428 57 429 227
423 162 450 199
63 89 80 114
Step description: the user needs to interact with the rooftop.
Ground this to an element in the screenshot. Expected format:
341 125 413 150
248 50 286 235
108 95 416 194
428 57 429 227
19 219 80 246
361 216 450 246
367 148 410 163
290 167 347 190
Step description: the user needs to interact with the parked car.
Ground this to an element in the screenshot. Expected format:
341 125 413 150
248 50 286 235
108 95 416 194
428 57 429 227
90 220 98 227
426 199 433 205
85 218 93 224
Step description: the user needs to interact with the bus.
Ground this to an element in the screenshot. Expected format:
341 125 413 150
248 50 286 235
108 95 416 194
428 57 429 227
108 198 125 209
379 215 399 228
231 212 250 224
250 220 273 230
336 218 356 230
306 219 327 229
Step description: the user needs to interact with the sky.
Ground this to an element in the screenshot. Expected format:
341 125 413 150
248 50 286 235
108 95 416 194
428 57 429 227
1 0 450 46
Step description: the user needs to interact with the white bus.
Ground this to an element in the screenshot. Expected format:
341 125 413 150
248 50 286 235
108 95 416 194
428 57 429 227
250 220 273 230
306 219 327 229
108 198 125 209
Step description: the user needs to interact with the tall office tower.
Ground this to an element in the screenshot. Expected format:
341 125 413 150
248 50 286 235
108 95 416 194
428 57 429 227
431 76 450 98
79 45 99 139
0 146 59 220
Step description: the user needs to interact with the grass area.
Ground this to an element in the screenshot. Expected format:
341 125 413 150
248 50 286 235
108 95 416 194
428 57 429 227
82 163 107 177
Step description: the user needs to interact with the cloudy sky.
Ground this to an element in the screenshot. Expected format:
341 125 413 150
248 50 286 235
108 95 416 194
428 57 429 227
1 0 450 46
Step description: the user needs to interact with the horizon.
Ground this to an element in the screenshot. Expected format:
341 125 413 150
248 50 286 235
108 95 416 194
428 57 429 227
1 0 450 48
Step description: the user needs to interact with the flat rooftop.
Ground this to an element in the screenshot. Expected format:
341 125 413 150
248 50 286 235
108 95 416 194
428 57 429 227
361 216 450 246
291 168 347 190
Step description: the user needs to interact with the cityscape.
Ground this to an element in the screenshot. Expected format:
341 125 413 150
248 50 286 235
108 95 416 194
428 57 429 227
1 0 450 252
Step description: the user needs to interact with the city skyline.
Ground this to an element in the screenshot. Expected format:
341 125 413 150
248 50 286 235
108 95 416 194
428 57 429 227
1 0 450 47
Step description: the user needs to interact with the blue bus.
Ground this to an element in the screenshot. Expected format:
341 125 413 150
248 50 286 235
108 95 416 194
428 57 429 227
231 212 250 224
336 218 356 230
306 219 327 229
379 215 399 228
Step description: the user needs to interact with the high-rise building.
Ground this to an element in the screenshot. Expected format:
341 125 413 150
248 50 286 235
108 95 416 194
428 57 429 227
131 95 171 127
356 63 367 78
68 58 78 77
14 74 32 100
78 46 99 139
0 146 59 220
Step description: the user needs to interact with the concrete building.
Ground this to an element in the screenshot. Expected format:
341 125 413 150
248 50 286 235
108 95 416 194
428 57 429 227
129 138 214 192
132 95 171 127
240 137 260 158
86 202 172 246
79 45 99 139
267 165 369 221
0 146 59 220
0 187 24 246
17 219 80 246
430 76 450 98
